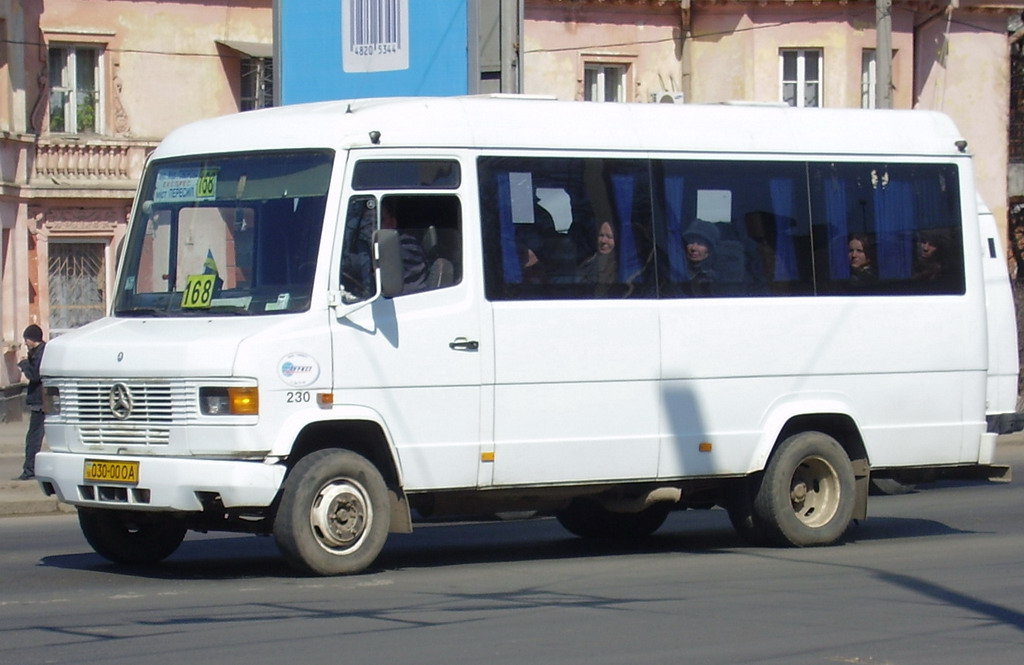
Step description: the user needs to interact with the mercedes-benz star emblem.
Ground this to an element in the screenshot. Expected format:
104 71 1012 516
108 383 134 420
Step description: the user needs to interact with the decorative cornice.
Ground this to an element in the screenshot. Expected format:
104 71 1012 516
29 205 123 236
539 0 1024 10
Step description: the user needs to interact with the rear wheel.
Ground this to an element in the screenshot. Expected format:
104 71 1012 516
274 449 391 576
78 508 187 564
753 432 855 547
556 498 671 540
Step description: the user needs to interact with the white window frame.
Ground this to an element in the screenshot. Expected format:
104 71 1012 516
584 63 627 103
862 49 877 109
780 49 822 108
48 43 103 134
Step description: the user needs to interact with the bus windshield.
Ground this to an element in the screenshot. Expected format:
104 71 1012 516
114 150 333 317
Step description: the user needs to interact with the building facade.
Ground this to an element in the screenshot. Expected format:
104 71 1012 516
0 0 271 405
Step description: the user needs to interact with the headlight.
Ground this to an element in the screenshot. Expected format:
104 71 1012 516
199 387 259 415
43 386 61 414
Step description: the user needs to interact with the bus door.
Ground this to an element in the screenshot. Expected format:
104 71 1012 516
332 180 487 492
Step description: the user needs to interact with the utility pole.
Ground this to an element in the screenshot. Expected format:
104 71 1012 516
875 0 893 109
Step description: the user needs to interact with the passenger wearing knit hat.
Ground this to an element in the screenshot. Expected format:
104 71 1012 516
682 220 719 294
682 219 720 251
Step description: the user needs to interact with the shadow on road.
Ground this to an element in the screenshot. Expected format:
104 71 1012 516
38 506 973 581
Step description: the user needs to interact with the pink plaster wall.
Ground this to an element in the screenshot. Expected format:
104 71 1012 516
690 6 915 108
916 14 1010 226
40 0 272 139
524 2 684 101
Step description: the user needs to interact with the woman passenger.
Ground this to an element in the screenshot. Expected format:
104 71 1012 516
577 220 618 294
848 233 877 286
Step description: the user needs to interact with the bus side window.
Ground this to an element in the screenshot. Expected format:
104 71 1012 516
811 163 964 296
479 156 653 300
381 194 463 295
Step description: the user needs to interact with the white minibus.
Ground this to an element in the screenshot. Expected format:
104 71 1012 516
35 96 1019 575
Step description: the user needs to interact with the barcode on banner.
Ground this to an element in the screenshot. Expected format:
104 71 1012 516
350 0 401 49
343 0 409 73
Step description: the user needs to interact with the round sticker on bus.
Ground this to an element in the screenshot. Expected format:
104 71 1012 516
279 353 320 387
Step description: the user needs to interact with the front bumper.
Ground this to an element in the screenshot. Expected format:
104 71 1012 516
35 451 287 512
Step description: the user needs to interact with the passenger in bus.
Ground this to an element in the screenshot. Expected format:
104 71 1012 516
683 219 720 294
381 198 428 294
517 234 547 284
577 220 618 294
848 233 877 286
912 230 947 283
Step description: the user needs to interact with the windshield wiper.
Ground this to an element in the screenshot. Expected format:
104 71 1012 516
203 306 254 316
116 308 171 317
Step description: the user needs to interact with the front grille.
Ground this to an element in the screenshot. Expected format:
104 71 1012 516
79 423 171 446
56 379 199 446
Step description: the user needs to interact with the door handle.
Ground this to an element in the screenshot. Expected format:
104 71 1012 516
449 337 479 351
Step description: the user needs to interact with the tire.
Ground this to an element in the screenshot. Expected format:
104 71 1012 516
274 449 391 576
753 431 855 547
556 498 670 540
78 508 187 564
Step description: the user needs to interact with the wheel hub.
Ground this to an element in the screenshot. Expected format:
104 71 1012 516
310 480 371 552
789 458 839 527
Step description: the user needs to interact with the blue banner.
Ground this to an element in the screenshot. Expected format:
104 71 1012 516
277 0 470 104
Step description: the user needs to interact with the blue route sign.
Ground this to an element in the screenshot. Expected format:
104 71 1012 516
275 0 471 105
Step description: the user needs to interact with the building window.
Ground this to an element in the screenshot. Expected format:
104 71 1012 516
584 64 626 103
48 240 107 333
861 49 876 109
49 45 101 134
780 49 822 108
241 57 274 111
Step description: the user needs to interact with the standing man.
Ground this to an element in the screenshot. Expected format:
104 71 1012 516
16 325 45 480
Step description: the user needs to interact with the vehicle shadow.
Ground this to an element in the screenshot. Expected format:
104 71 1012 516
39 507 972 581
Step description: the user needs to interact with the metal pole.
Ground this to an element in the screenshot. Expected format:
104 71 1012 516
876 0 893 109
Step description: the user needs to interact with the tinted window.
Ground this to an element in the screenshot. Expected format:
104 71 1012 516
353 160 461 189
808 163 964 295
340 194 463 301
653 160 813 297
479 156 655 300
478 156 964 301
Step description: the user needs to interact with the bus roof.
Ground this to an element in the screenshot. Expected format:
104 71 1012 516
153 95 969 161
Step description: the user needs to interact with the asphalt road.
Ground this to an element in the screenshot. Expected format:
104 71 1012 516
3 446 1024 665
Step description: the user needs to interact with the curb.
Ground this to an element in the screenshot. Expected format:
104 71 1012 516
0 484 77 517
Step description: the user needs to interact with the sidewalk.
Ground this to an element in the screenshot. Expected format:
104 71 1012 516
0 416 74 517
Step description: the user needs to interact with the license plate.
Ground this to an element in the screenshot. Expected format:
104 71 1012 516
83 459 140 485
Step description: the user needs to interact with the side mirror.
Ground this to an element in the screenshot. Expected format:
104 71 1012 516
374 229 404 298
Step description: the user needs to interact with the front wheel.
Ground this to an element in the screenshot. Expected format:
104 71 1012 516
753 431 855 547
78 508 187 564
274 449 391 576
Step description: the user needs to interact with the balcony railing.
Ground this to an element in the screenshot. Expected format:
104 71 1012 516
31 137 156 189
